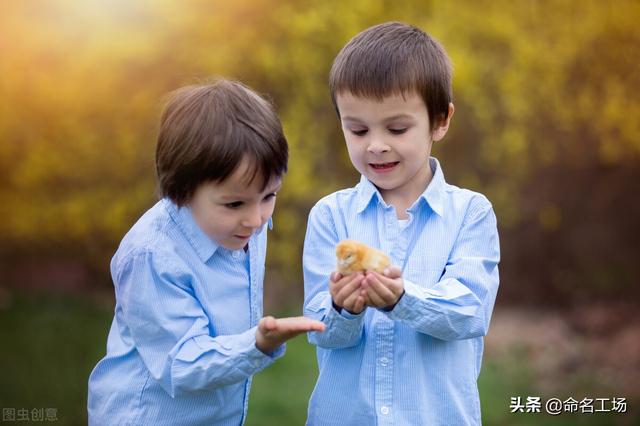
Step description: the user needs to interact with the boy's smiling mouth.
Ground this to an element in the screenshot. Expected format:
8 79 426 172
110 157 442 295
369 161 399 172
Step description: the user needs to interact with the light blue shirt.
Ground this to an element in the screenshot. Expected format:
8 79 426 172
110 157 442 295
88 198 283 426
303 158 500 426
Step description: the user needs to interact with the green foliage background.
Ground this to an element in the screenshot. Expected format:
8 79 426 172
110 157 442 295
1 1 640 425
2 0 639 307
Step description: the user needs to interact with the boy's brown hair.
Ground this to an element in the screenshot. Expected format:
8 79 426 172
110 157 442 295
156 79 288 206
329 21 452 130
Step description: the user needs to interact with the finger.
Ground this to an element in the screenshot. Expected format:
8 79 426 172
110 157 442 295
365 284 387 307
293 318 326 332
338 272 362 289
370 272 403 295
367 274 397 305
330 272 353 301
300 318 326 332
330 272 351 295
310 321 326 332
352 295 365 313
359 283 374 306
362 291 374 307
274 317 326 333
383 265 402 279
341 287 364 312
335 273 364 303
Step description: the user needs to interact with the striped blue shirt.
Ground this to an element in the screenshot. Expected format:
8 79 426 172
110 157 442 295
88 198 283 426
303 157 500 425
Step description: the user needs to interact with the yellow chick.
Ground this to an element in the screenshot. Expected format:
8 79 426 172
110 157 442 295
335 240 391 274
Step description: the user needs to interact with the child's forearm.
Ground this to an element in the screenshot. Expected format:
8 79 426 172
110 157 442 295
167 327 284 396
384 276 497 340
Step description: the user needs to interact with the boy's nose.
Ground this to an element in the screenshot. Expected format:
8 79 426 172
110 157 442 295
242 207 263 229
366 137 390 154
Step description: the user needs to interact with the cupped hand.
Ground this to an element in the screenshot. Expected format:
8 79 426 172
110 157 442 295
361 265 404 310
329 271 366 314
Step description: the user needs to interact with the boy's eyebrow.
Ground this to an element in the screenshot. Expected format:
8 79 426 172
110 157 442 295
341 113 415 123
267 181 283 193
384 113 415 122
218 182 282 201
219 194 245 201
341 116 361 122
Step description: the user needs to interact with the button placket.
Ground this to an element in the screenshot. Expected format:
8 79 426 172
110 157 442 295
374 315 394 424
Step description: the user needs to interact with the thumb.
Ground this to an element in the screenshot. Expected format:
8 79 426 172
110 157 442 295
383 265 402 279
259 316 277 332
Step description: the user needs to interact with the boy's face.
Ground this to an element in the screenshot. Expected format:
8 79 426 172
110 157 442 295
336 91 452 203
189 157 281 250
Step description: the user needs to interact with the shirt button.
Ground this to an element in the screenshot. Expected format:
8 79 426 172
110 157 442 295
381 406 390 415
232 250 241 259
379 357 389 366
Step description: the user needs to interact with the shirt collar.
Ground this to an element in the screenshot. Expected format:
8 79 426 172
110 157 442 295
418 157 445 217
355 157 446 217
162 198 219 262
355 175 383 213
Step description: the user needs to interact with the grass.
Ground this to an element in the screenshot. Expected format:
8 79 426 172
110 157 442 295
0 294 637 425
245 335 317 426
0 294 111 425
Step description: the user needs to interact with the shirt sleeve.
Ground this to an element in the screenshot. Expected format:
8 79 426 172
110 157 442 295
303 202 365 348
385 197 500 341
114 249 284 397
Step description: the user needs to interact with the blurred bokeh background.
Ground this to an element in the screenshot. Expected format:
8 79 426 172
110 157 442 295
1 0 639 424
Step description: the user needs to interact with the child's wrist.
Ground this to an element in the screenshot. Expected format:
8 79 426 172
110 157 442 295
382 289 405 312
332 300 363 315
255 331 274 354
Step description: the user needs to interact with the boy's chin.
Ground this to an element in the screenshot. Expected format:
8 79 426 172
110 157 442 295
367 176 398 191
218 235 251 250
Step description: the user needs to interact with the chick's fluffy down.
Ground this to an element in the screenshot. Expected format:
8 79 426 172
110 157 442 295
335 240 390 274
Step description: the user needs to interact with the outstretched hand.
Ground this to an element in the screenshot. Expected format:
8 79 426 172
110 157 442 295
255 316 325 354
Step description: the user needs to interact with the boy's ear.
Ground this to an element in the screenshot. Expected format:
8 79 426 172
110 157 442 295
432 103 455 142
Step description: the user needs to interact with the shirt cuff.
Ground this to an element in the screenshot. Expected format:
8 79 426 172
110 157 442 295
339 309 363 320
383 279 426 322
217 326 284 375
247 326 286 364
171 326 285 392
323 295 366 331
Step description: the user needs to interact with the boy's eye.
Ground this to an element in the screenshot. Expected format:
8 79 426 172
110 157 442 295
389 128 408 135
263 193 277 202
350 129 368 136
225 201 243 209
